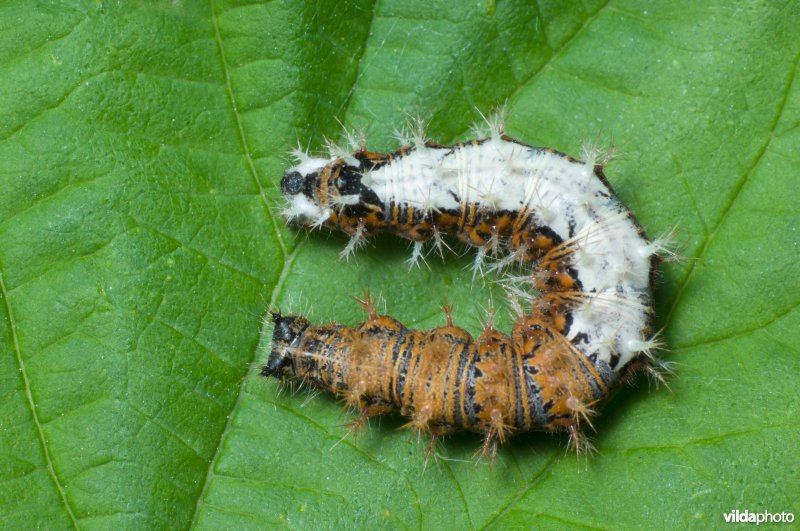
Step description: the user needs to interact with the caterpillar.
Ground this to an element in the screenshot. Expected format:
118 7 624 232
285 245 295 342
262 115 668 457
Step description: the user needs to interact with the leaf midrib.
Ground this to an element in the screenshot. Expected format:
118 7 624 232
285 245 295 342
189 1 293 526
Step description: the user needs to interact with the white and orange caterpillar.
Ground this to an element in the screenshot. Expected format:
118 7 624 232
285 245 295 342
262 115 668 457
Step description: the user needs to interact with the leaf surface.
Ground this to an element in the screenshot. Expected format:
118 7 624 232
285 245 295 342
1 0 798 528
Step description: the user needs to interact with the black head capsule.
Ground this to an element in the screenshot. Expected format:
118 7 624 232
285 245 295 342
281 170 304 196
261 312 311 380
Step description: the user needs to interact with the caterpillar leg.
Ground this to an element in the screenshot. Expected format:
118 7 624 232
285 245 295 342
342 408 371 442
400 403 434 434
339 399 395 444
340 373 395 442
478 407 513 462
567 423 597 458
476 429 500 463
423 432 440 471
408 424 450 470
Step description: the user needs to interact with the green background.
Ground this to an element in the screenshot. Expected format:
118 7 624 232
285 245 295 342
1 0 798 528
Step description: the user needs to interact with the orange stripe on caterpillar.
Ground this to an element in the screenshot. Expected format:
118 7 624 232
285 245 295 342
265 116 668 456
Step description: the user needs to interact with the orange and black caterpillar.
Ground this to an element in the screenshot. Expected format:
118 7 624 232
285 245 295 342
262 118 668 456
264 295 620 457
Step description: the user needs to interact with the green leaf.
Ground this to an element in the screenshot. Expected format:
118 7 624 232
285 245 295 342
1 0 798 528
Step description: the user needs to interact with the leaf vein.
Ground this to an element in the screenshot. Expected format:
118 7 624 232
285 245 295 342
454 0 610 139
130 219 266 287
672 298 800 352
441 461 475 530
337 0 380 118
129 403 205 459
479 453 559 529
664 49 800 326
0 268 80 528
208 0 287 259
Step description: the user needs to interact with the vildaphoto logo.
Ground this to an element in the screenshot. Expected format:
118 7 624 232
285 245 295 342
723 509 795 525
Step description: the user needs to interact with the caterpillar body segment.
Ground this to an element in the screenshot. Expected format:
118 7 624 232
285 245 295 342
263 306 613 453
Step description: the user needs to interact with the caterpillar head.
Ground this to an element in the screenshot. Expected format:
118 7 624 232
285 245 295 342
280 156 333 227
261 312 310 380
281 155 380 234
